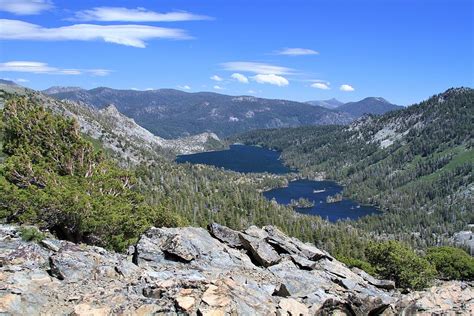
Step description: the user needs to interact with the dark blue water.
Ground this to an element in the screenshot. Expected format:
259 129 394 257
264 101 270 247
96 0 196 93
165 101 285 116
176 144 295 174
263 179 380 222
177 144 380 221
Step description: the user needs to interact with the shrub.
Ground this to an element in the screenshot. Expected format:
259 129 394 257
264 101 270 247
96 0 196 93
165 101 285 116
19 226 46 242
0 97 184 252
337 256 377 276
366 240 437 290
426 246 474 280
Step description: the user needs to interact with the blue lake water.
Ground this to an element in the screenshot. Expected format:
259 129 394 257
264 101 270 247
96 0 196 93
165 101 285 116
263 179 380 222
176 144 295 174
177 144 380 222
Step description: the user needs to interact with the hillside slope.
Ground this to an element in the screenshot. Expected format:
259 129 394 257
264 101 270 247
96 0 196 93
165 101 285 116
45 87 353 138
234 88 474 247
0 83 222 164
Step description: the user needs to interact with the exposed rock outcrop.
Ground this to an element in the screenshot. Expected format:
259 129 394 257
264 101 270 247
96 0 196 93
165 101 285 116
0 224 472 315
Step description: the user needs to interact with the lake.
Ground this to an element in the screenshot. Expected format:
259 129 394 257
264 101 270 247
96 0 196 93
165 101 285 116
176 144 295 174
263 179 380 222
177 144 380 222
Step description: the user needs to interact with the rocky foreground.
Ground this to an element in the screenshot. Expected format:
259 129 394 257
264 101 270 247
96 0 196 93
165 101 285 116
0 224 472 315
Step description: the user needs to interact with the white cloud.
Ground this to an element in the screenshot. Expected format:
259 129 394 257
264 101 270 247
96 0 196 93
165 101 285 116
231 73 249 83
0 61 111 76
177 85 191 90
88 69 111 76
340 84 355 92
71 7 211 22
15 78 29 82
210 75 223 82
0 0 53 15
221 61 293 75
277 48 319 56
0 19 190 48
247 90 257 94
213 85 224 90
311 82 330 90
253 74 289 87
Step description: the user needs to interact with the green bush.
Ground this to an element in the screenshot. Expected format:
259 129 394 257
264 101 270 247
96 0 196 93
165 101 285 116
0 97 184 252
366 240 437 290
337 256 376 276
426 246 474 280
19 226 46 242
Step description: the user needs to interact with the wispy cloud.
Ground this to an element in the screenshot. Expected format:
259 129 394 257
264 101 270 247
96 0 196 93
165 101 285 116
231 73 249 83
311 81 330 90
210 75 223 82
253 74 289 87
340 84 355 91
177 85 191 90
213 85 225 90
276 48 319 56
0 19 191 48
70 7 212 22
221 61 293 75
0 61 111 76
0 0 53 15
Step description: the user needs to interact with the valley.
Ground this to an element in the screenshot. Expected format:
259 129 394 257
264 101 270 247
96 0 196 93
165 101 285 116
0 83 472 315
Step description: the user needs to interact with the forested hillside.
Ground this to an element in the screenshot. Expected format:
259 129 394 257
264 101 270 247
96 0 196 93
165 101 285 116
234 88 474 249
46 87 352 138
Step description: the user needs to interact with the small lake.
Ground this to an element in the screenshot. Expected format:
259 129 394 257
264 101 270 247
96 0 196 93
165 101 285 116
263 179 380 222
177 144 380 222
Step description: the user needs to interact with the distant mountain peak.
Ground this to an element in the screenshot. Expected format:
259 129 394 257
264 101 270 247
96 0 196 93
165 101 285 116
43 86 83 95
306 98 344 109
338 97 403 117
362 97 390 103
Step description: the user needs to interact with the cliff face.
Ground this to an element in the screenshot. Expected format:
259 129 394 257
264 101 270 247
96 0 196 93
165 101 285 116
0 224 472 315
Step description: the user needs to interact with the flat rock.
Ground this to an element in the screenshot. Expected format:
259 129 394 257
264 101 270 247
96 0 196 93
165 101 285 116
162 234 199 262
278 297 309 316
352 267 396 290
239 233 281 267
208 223 242 248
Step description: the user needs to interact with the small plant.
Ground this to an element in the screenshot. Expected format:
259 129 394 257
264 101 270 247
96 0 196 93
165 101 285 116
19 226 46 242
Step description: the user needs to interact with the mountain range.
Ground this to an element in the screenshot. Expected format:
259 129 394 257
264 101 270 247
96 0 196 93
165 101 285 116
44 87 354 139
307 97 404 117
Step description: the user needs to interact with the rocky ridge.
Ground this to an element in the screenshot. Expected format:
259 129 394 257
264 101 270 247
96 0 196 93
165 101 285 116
1 224 472 315
97 104 221 155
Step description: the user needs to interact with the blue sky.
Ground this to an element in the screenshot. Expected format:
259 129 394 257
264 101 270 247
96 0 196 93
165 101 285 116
0 0 472 105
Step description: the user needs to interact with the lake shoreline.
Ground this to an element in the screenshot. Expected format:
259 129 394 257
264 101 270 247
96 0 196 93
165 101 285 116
177 144 381 221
